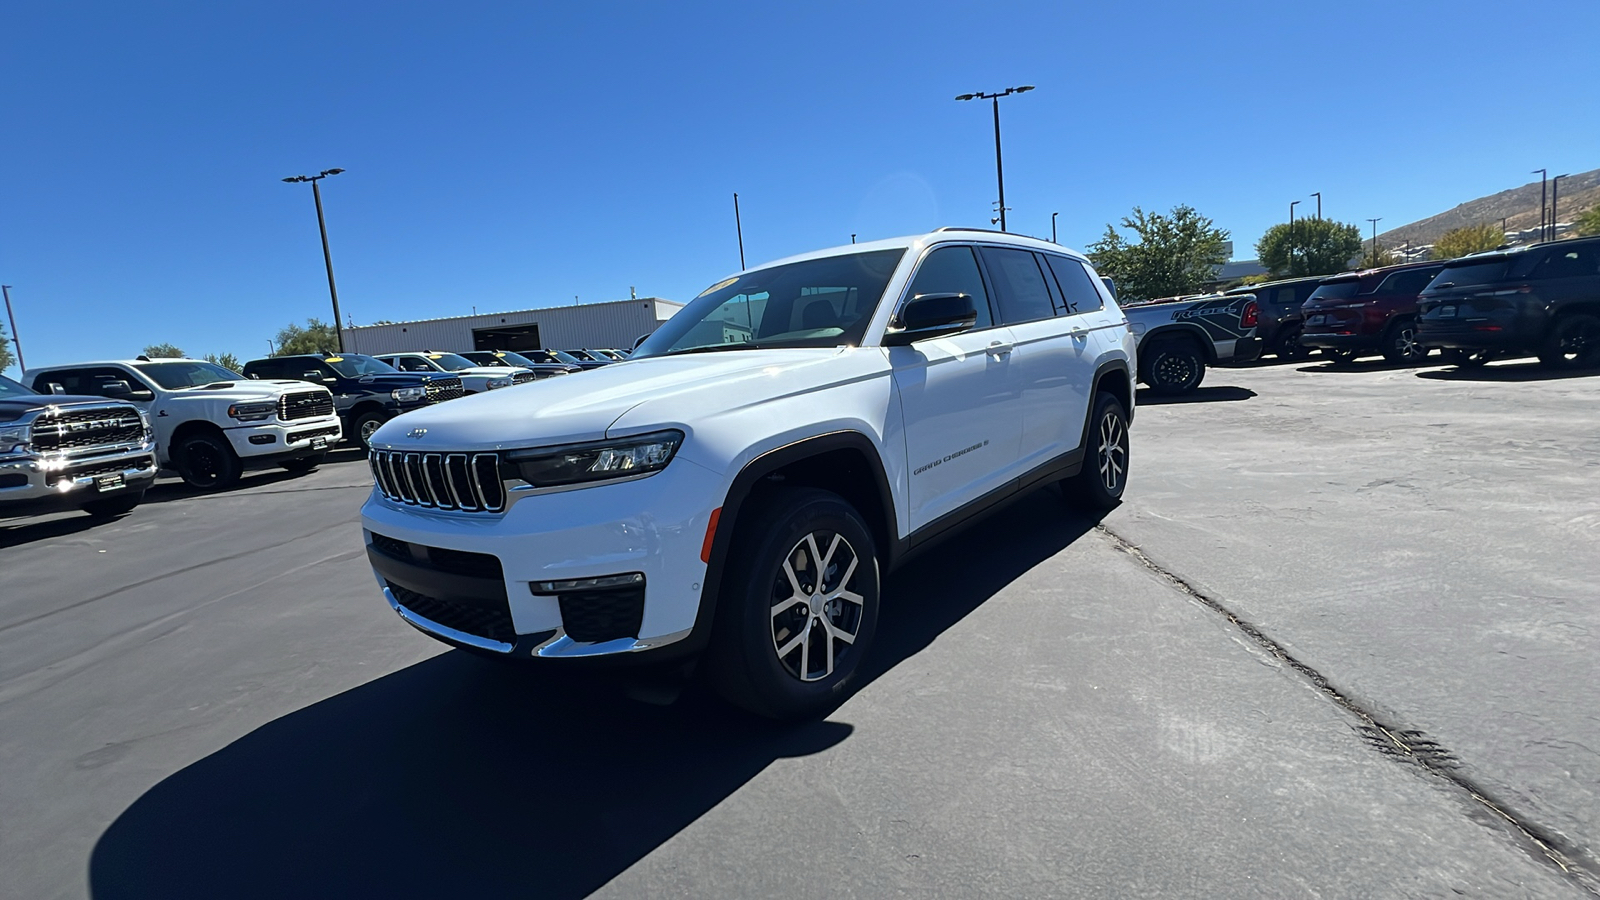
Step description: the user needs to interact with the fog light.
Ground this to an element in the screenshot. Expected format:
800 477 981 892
531 572 644 595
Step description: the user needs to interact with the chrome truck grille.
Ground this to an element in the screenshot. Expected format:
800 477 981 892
369 449 505 512
29 406 145 453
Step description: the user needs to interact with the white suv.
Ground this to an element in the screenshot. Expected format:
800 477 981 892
26 358 342 490
374 351 534 394
360 229 1135 718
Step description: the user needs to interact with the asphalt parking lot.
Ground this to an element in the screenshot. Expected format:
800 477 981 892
2 357 1596 899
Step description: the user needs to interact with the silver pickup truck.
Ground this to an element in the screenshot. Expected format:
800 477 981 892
0 373 158 520
1118 291 1263 394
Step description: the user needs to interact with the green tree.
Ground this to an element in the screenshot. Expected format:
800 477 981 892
1087 205 1230 303
271 319 340 356
0 321 15 374
204 352 243 372
1256 219 1364 277
1573 205 1600 237
142 343 187 358
1431 223 1504 261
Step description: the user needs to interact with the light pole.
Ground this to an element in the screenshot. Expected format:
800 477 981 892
1552 174 1568 239
1367 217 1382 267
733 192 746 269
282 168 347 352
1311 192 1322 220
1532 169 1547 241
2 285 23 372
955 85 1035 232
1289 200 1301 274
1051 211 1059 243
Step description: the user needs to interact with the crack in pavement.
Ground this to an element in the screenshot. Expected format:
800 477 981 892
1096 522 1600 894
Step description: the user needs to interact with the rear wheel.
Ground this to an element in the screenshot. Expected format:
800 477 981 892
1381 319 1428 364
1440 348 1493 368
81 491 144 519
1538 314 1600 369
1069 392 1129 511
175 432 242 490
280 454 325 474
1143 339 1206 395
1275 324 1310 361
708 487 880 720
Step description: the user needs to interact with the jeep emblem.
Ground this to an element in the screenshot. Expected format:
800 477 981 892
406 428 428 439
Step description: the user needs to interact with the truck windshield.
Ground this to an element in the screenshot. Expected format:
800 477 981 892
324 355 398 377
135 361 243 389
470 351 536 367
0 374 33 399
422 353 480 371
634 249 905 358
1425 261 1508 291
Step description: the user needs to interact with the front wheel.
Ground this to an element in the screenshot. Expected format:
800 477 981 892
1068 392 1129 511
352 410 389 449
1382 319 1429 364
708 487 880 720
1143 340 1206 395
1538 314 1600 369
175 432 242 490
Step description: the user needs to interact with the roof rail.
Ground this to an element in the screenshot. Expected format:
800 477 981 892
933 226 1013 235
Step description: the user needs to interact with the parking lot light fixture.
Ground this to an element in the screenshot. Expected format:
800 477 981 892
1552 174 1567 239
1532 169 1547 241
1290 200 1301 274
282 168 347 352
1367 217 1382 267
1312 192 1321 220
956 86 1036 232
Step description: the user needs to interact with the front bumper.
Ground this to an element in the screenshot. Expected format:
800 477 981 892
225 417 343 461
359 454 725 661
0 441 159 516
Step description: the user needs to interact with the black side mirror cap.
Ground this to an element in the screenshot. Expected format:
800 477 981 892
1101 277 1118 301
883 293 979 346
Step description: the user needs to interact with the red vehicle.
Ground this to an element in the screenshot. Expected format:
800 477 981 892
1298 261 1445 364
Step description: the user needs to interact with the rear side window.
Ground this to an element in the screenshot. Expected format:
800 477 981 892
1529 245 1600 280
1308 281 1361 301
1043 255 1104 314
1426 261 1508 290
34 367 137 396
1377 269 1440 296
978 247 1056 324
905 246 994 329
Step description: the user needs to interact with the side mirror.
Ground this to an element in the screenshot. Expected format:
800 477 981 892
100 380 135 399
301 371 324 381
128 389 155 402
883 293 978 346
1100 277 1118 301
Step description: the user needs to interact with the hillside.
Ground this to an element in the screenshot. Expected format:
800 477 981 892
1377 168 1599 248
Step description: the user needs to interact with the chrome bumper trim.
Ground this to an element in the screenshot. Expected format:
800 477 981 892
530 626 693 658
382 586 515 654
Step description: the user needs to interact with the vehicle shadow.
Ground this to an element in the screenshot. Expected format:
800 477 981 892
1137 386 1256 405
1416 361 1598 382
88 490 1103 899
0 511 109 549
1295 357 1444 374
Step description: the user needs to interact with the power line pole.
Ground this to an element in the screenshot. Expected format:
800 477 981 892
733 192 746 270
1552 174 1568 240
1532 169 1548 241
1367 217 1383 267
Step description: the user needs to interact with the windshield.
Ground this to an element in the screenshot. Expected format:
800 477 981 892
1425 261 1508 291
1308 281 1361 302
135 361 243 389
324 355 398 378
634 249 905 358
0 374 34 399
467 351 536 367
422 353 481 372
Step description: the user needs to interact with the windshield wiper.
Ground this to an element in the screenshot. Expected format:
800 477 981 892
660 344 763 357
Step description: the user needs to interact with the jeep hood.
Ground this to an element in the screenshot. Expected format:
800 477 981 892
370 348 861 451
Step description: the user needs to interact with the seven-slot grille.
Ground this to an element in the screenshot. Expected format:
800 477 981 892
425 378 465 402
370 449 505 512
30 406 145 453
511 371 535 384
279 390 334 421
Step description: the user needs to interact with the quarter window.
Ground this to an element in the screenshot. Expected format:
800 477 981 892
1530 246 1600 280
904 246 993 330
978 247 1057 324
1044 255 1105 315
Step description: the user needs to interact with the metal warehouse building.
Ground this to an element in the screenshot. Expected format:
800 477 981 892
340 297 683 356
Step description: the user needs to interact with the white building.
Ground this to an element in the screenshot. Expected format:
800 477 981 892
342 297 683 355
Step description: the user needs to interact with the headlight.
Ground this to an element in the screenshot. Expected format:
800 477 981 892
485 377 512 390
0 424 30 454
506 430 683 487
392 386 427 402
137 411 153 440
228 401 278 422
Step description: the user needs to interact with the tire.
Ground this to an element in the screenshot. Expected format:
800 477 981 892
175 432 242 490
708 487 880 720
352 410 389 449
81 491 144 519
1538 314 1600 370
1440 348 1493 368
280 454 326 474
1381 319 1428 364
1068 392 1130 511
1275 324 1310 361
1143 339 1206 395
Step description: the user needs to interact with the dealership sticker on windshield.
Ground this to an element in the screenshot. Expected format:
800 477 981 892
699 277 739 297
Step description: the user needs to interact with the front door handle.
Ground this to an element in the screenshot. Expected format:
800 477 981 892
986 340 1012 358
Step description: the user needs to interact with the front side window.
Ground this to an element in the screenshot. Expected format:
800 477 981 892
978 247 1057 324
1044 255 1105 315
903 246 993 330
390 356 437 373
133 361 240 389
634 249 905 357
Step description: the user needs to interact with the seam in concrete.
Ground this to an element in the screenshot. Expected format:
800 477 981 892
1097 523 1599 894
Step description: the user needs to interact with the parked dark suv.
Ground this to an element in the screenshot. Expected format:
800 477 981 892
1299 262 1445 364
1225 275 1325 359
1417 237 1600 369
242 353 465 448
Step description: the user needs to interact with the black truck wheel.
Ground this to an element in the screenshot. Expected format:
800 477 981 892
175 432 242 490
1143 339 1206 395
1538 314 1600 369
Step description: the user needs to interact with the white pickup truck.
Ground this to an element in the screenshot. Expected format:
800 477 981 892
359 228 1136 719
25 358 342 489
1118 292 1263 394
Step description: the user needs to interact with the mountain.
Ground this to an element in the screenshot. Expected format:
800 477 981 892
1377 168 1599 249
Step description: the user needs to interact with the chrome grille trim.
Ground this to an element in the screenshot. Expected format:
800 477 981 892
369 449 505 513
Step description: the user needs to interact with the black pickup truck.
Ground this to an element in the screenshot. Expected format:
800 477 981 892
242 353 465 448
0 373 158 519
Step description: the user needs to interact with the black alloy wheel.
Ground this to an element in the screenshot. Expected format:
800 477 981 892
1144 340 1206 395
1382 319 1429 364
1539 314 1600 370
1069 392 1130 511
709 487 880 720
176 433 242 490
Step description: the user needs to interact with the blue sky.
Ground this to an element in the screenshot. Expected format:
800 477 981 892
2 0 1597 373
